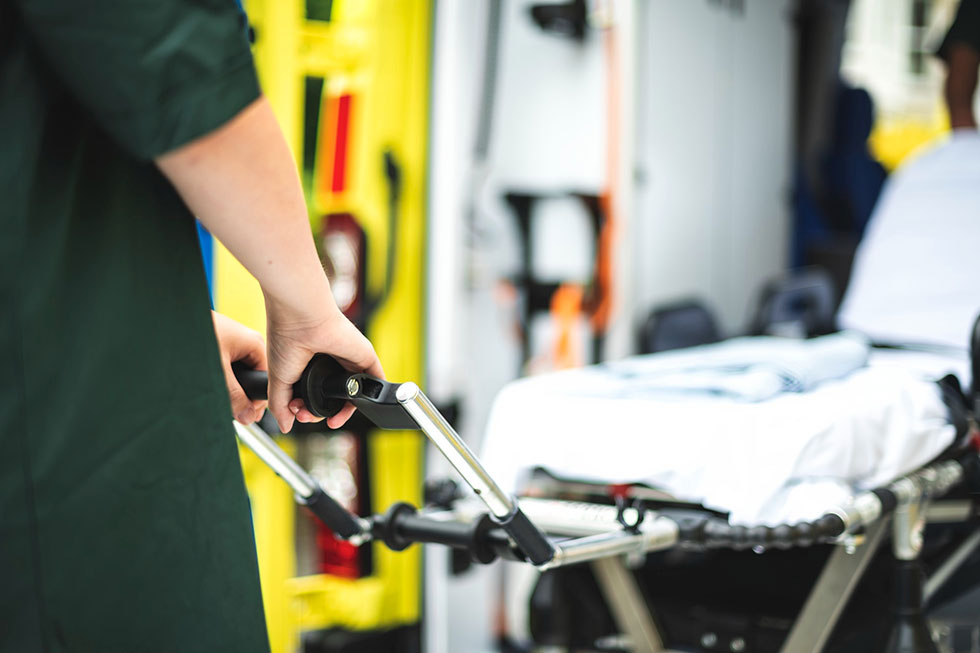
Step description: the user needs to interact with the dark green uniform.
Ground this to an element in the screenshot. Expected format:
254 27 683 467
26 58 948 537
1 1 269 650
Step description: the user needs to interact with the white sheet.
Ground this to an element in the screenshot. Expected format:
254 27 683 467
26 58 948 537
590 332 870 401
481 341 961 525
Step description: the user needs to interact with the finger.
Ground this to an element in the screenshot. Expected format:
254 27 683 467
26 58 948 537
365 357 385 380
326 403 357 429
268 374 295 434
229 384 256 424
289 398 324 425
295 407 325 423
250 399 268 423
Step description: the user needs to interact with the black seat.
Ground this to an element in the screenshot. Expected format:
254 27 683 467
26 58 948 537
637 299 721 354
749 268 837 338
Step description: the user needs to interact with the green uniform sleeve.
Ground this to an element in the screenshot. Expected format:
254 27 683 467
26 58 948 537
17 0 261 159
937 0 980 61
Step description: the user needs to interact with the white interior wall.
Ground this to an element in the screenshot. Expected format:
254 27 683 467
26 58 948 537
425 3 497 652
633 0 793 332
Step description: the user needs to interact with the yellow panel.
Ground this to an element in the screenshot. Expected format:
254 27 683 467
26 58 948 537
289 575 390 631
214 243 265 334
299 23 370 77
869 106 949 171
292 0 431 629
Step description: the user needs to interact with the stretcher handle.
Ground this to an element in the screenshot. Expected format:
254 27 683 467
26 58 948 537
232 354 347 419
233 355 419 429
233 358 557 565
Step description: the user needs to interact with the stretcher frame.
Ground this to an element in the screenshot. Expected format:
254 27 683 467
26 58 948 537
233 355 980 652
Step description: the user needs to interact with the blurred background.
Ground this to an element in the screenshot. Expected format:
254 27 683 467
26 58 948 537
205 1 975 651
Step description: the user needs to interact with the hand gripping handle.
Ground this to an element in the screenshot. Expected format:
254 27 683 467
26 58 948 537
232 354 348 418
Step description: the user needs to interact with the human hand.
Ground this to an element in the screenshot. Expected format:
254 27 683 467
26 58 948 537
265 302 384 434
212 311 269 425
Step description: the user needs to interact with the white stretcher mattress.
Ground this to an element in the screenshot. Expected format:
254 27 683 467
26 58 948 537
480 334 963 525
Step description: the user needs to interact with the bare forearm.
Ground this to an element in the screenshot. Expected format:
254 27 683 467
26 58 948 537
944 44 980 130
156 97 335 320
155 96 381 432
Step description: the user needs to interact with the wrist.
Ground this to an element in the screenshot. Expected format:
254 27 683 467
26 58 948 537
263 276 341 329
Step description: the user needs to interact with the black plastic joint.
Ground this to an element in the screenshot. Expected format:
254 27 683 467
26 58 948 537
305 487 363 540
378 502 418 552
493 507 555 566
469 515 501 565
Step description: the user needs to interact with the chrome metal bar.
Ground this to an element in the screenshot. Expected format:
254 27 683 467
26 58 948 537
541 518 679 570
592 556 665 652
518 497 650 537
829 458 966 539
780 518 889 653
893 499 926 561
233 421 317 499
925 499 973 524
396 382 515 519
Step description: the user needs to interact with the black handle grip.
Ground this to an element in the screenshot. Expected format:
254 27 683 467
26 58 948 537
231 363 270 401
305 487 363 539
231 355 350 419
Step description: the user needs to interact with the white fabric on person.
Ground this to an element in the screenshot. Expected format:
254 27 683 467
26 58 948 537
839 130 980 350
480 341 958 525
867 347 970 386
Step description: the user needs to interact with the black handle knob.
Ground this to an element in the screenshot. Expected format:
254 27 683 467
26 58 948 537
231 354 350 419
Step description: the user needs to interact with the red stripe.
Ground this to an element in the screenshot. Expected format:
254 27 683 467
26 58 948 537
331 94 352 193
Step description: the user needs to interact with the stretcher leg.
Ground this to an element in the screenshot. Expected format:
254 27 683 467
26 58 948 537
781 519 889 653
885 498 939 653
591 556 665 652
924 528 980 601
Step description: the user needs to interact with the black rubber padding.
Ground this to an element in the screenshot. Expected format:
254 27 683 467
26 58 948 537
232 361 269 400
873 488 898 513
681 510 846 551
369 506 517 564
493 508 555 566
815 513 846 538
305 487 363 540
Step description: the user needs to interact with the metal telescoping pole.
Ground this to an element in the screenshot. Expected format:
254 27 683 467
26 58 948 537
393 382 686 567
395 382 515 519
395 382 556 565
233 421 368 542
233 421 317 498
541 520 680 570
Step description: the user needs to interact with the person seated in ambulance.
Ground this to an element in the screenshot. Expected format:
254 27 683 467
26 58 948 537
939 0 980 130
837 0 980 353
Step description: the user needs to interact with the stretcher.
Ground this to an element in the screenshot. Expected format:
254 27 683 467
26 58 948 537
233 335 980 653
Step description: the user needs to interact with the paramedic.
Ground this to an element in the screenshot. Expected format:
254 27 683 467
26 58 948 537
0 0 382 650
938 0 980 129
